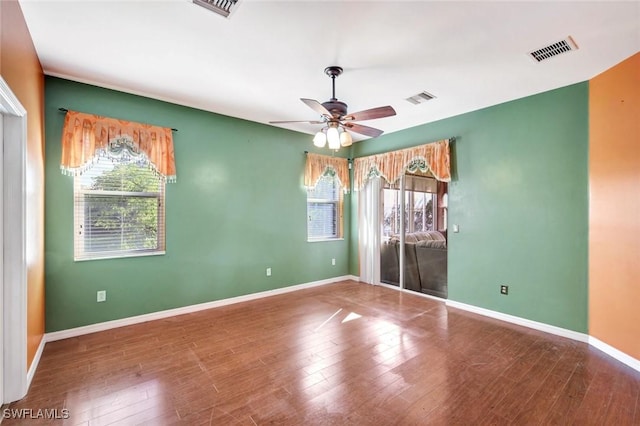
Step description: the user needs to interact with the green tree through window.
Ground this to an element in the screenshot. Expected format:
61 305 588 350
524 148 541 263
74 162 165 260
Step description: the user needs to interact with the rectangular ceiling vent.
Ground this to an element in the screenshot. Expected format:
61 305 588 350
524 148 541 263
193 0 238 18
529 36 578 62
406 91 436 105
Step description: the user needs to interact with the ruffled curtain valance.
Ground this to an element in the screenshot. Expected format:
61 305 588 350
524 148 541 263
353 139 451 190
304 153 350 192
60 110 177 182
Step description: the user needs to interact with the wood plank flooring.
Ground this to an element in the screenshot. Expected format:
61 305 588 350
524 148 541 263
5 281 639 425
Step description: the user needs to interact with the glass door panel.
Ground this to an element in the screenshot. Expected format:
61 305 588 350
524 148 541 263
379 174 449 299
380 187 400 286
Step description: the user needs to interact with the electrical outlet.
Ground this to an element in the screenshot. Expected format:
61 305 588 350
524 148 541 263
500 285 509 295
331 258 336 266
266 267 272 277
97 290 106 302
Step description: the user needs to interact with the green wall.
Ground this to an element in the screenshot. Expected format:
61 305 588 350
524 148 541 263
45 77 589 334
45 77 350 332
349 83 589 333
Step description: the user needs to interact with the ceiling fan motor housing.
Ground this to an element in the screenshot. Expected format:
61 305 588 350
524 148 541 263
322 100 348 119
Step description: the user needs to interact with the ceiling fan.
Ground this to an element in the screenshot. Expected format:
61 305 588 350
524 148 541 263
269 66 396 149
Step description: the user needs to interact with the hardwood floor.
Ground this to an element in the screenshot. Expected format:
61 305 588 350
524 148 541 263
6 281 639 425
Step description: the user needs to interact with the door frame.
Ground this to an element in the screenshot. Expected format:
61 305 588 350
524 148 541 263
0 75 28 404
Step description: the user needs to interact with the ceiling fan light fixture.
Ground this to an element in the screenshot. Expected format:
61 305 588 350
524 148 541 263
340 130 352 147
327 126 340 150
313 131 327 148
270 66 396 150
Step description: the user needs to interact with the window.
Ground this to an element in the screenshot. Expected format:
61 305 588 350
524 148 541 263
307 173 343 240
409 191 437 232
74 161 165 261
382 175 443 237
383 188 402 238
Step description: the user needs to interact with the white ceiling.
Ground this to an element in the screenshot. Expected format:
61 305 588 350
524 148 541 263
19 0 640 141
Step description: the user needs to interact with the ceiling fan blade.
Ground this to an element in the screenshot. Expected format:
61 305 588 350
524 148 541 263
269 120 325 124
343 122 384 138
343 106 396 122
301 98 333 118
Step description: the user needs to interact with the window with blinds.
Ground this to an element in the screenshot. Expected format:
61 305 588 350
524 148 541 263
74 161 165 261
307 174 342 240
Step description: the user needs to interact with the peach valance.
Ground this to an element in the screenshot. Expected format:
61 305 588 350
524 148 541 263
305 153 350 192
60 110 177 182
353 139 451 190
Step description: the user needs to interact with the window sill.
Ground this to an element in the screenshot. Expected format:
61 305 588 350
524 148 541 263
307 238 344 243
74 250 166 262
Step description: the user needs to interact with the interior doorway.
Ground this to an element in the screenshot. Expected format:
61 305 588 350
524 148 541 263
380 173 449 299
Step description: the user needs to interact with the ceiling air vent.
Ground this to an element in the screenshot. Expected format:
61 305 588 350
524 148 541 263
406 91 436 105
193 0 238 18
529 36 578 62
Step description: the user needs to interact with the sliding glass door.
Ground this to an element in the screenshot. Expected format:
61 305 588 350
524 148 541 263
380 174 449 298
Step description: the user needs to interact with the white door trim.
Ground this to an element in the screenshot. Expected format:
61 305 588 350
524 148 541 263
0 75 28 404
0 109 4 406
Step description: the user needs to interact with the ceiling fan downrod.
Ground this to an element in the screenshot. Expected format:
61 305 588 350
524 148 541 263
324 66 343 101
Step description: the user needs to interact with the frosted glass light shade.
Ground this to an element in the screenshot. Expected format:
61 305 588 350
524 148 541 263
327 127 340 150
340 131 352 147
313 131 327 147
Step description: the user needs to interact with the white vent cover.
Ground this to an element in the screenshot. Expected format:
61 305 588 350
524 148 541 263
529 36 578 62
406 91 436 105
193 0 238 18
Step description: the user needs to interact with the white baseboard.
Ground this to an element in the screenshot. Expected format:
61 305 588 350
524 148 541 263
589 336 640 372
46 275 349 342
27 336 46 390
446 299 590 343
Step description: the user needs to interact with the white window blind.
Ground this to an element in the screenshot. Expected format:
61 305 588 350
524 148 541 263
307 174 342 240
74 161 165 261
